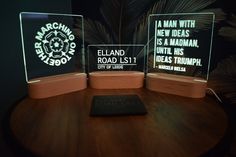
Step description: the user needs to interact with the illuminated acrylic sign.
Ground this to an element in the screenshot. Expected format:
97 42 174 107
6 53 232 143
88 45 145 72
20 12 84 82
148 13 215 80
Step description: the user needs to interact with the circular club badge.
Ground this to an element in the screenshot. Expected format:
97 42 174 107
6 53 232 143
34 22 76 66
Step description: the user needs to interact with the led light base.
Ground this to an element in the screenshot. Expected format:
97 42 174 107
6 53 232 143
28 73 87 99
89 71 144 89
146 73 207 98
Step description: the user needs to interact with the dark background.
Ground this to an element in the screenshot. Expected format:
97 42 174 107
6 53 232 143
0 0 72 156
0 0 235 156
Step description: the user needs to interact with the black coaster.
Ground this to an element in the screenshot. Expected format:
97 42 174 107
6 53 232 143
90 95 147 116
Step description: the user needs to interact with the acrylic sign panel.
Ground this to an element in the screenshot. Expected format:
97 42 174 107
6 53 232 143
20 12 84 82
148 13 214 80
87 45 145 72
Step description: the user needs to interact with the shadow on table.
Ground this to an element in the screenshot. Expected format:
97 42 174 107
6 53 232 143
1 96 38 157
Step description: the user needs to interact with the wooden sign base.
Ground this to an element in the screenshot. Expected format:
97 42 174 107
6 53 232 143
28 73 87 99
89 71 144 89
146 73 207 98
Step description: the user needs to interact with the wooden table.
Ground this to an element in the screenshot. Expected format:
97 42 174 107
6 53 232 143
10 88 227 157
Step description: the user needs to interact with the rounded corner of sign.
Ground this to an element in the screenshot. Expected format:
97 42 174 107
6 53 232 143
87 45 93 48
149 14 156 17
19 12 24 16
19 12 27 19
77 15 83 18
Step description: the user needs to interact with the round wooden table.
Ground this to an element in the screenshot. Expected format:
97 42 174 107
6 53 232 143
10 88 228 157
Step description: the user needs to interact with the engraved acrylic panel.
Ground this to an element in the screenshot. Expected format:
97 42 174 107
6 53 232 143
20 12 85 82
87 44 145 73
147 13 215 80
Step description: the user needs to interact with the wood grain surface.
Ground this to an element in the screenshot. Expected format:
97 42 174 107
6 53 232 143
10 88 227 157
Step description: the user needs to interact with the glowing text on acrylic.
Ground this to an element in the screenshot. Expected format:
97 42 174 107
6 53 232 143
34 22 76 66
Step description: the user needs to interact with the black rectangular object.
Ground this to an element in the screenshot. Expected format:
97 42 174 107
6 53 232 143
90 95 147 116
